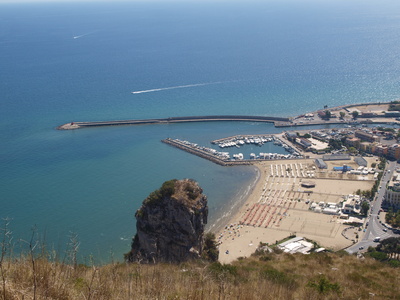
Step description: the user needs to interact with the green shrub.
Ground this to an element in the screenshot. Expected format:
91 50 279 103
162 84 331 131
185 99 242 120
307 275 340 294
260 266 297 287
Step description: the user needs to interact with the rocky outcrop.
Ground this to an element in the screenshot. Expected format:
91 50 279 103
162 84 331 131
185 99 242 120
126 179 208 263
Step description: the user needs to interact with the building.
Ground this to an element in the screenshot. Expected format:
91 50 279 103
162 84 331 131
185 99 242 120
278 237 314 254
373 144 388 157
285 131 298 141
315 158 327 169
384 111 400 118
360 112 377 118
322 154 350 161
355 131 379 143
388 144 400 161
298 138 312 148
301 181 316 188
346 137 361 148
333 165 353 172
342 195 361 214
384 176 400 210
354 157 367 167
359 142 372 153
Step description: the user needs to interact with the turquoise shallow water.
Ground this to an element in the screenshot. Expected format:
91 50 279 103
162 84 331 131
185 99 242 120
1 0 400 262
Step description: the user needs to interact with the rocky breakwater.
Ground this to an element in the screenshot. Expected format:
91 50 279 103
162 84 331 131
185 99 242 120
126 179 208 263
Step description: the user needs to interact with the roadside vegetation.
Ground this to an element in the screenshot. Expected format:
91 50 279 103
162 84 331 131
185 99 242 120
386 208 400 228
367 237 400 268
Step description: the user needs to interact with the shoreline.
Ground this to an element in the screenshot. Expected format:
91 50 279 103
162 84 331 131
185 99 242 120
207 165 262 234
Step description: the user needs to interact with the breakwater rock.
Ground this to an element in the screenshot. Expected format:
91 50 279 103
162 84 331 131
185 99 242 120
126 179 208 263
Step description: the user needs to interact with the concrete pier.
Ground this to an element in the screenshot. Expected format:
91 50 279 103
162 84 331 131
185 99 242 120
161 138 252 166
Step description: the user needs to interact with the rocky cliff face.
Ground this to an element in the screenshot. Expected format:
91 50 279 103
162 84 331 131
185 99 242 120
126 179 208 263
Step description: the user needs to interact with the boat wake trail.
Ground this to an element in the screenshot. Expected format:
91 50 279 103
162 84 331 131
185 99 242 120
131 81 226 94
73 31 96 39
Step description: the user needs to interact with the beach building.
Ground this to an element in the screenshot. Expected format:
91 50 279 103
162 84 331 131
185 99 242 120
322 207 340 215
301 181 316 188
278 237 314 254
315 158 327 169
322 154 350 161
333 165 353 172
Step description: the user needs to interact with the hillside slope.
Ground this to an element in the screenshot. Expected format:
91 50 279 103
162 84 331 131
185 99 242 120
0 251 399 299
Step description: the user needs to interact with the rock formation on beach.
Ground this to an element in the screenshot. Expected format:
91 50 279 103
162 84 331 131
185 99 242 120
126 179 208 263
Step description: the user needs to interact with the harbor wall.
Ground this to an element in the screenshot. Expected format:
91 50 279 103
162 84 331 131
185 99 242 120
58 115 290 130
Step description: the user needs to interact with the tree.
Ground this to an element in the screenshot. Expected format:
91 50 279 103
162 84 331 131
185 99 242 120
202 232 219 261
352 111 359 119
376 237 400 254
324 110 331 120
340 111 346 119
360 201 370 216
348 147 357 154
328 139 342 150
307 275 340 294
386 209 400 228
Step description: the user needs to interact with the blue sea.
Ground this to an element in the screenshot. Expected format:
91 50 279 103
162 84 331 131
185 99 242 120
1 0 400 263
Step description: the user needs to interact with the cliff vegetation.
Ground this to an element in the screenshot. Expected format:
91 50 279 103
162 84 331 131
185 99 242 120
126 179 209 264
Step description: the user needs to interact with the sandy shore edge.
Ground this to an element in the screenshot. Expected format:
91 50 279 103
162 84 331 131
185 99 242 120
207 165 262 234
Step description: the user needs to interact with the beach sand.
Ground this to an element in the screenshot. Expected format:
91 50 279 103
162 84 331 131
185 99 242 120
217 158 375 263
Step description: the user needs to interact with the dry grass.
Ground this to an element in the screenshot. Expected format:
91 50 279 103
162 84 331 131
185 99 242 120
0 251 399 299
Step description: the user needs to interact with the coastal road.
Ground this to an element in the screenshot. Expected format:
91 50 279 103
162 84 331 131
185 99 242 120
346 161 400 254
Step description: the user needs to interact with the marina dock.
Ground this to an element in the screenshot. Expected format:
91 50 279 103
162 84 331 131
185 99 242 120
162 135 303 166
162 138 252 166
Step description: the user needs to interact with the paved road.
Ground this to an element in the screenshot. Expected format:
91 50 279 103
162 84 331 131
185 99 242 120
346 160 400 254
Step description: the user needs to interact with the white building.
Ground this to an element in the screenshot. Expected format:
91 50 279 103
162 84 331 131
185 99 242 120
278 237 314 254
342 195 361 214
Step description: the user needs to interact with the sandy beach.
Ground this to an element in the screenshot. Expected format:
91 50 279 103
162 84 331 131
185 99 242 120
217 157 376 263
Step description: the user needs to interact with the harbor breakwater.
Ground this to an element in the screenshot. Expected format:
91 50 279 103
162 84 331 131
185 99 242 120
57 115 291 130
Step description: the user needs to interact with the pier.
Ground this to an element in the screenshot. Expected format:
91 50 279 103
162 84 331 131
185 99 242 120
57 115 291 130
162 138 252 166
161 136 304 166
